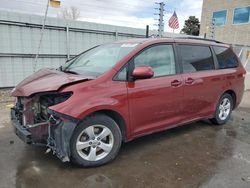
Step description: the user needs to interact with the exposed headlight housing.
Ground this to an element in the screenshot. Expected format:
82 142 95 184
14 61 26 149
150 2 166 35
39 92 73 120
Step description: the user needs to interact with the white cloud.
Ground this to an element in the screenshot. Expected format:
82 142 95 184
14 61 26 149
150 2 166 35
0 0 203 33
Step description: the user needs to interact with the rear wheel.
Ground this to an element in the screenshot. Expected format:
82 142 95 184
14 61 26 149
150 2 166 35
70 114 122 167
211 93 233 125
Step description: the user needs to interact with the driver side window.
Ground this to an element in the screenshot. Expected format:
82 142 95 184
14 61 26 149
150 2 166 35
134 44 176 77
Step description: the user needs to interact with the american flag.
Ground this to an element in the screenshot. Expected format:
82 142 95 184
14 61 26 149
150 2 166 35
168 11 179 29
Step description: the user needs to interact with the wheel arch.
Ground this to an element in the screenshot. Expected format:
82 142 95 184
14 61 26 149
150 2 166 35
210 89 236 125
223 89 236 109
213 89 237 116
83 109 128 142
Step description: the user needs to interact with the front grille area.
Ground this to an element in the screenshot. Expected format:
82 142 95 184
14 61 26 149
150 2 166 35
15 97 24 126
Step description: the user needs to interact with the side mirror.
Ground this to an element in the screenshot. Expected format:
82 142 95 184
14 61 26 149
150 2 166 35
132 66 154 80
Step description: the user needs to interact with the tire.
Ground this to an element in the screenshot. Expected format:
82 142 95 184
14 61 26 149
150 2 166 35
210 93 233 125
70 114 122 167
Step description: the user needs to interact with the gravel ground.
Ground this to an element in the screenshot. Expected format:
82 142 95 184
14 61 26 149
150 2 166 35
0 89 13 103
0 89 14 110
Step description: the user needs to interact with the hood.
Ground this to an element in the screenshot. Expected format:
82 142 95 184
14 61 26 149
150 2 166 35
11 68 93 97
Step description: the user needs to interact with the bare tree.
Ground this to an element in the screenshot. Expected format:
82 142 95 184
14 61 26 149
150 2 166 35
58 6 80 20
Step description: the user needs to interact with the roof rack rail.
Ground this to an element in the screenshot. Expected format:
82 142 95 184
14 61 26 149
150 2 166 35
173 36 223 44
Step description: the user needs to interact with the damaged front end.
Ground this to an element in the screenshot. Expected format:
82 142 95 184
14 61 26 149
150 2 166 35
10 92 79 162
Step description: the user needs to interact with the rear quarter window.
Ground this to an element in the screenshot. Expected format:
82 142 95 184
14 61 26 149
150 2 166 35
213 46 239 69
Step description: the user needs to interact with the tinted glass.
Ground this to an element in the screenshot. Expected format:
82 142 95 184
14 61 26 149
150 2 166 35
233 7 250 24
213 46 239 69
213 10 227 26
179 45 214 73
134 45 176 77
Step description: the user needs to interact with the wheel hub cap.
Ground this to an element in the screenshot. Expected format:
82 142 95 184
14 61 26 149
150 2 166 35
90 140 99 147
76 125 114 161
218 98 231 121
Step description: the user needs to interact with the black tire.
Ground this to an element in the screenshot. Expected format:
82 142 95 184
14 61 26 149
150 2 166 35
70 114 122 167
210 93 233 125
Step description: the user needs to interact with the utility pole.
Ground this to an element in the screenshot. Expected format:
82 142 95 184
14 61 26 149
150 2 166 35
155 2 165 38
210 18 215 39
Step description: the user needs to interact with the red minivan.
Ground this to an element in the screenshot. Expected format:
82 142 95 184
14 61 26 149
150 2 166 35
11 38 246 167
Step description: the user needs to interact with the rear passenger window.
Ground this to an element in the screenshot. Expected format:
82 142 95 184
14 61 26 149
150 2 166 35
134 45 176 77
179 45 215 73
213 46 239 69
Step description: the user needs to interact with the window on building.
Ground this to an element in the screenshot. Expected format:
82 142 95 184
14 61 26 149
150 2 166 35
179 45 215 73
134 45 176 77
233 6 250 24
213 46 239 69
213 10 227 26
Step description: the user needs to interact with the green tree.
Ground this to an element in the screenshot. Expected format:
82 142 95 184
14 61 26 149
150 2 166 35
181 16 200 36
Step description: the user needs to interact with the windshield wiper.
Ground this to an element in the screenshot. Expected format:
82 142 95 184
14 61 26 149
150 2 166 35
58 66 63 71
62 70 79 75
58 65 78 75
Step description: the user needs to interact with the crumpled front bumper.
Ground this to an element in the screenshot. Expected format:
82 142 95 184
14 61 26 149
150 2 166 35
10 108 32 144
10 107 79 162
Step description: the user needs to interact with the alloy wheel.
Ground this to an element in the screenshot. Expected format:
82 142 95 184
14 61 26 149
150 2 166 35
76 125 114 161
218 98 231 121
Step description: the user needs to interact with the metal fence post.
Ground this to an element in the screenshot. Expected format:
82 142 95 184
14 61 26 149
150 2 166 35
115 31 118 40
146 25 149 38
66 25 70 60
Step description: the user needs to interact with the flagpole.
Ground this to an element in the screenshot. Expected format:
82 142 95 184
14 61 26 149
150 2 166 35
33 0 50 72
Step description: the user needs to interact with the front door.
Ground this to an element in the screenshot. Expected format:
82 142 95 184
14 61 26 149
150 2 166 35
127 44 183 137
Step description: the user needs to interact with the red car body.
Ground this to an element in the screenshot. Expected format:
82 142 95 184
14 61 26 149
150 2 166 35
11 38 246 163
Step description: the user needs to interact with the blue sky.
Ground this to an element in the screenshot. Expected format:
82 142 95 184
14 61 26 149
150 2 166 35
0 0 203 33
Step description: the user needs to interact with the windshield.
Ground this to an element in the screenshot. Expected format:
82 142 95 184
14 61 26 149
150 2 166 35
61 43 138 76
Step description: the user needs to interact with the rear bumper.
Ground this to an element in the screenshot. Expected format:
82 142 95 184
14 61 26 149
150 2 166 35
10 108 32 144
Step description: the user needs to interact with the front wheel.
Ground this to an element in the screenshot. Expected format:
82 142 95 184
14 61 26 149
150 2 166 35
210 93 233 125
70 114 122 167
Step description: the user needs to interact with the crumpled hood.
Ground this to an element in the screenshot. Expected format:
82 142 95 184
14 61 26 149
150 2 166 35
11 68 93 97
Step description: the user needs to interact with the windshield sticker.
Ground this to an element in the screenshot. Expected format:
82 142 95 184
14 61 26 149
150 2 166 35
121 43 138 47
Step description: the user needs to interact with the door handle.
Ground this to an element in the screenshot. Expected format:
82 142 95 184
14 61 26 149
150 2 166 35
185 77 194 85
171 80 182 87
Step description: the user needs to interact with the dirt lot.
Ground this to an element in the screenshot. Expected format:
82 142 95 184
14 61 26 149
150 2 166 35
0 90 250 188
